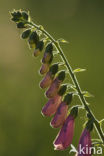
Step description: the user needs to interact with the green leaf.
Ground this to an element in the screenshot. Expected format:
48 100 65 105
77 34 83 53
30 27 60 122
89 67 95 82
39 25 44 30
83 91 94 97
57 38 69 43
99 119 104 127
73 68 86 73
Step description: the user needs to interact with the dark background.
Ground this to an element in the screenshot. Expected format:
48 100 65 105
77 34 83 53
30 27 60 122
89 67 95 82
0 0 104 155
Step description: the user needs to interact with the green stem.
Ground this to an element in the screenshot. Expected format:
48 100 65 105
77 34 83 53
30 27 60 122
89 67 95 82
27 22 104 143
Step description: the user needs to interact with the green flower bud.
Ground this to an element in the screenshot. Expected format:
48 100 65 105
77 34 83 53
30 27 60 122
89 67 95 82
11 17 19 22
22 11 29 21
17 22 26 28
28 31 39 48
11 11 22 19
21 29 31 39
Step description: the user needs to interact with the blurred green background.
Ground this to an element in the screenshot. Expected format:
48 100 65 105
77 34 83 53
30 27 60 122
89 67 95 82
0 0 104 155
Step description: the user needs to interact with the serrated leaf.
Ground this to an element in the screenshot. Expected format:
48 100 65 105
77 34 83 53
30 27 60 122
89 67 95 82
73 68 86 73
58 38 69 43
83 91 94 97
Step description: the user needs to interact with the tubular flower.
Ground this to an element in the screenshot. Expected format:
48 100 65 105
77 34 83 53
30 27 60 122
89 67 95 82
40 46 53 75
42 85 67 117
40 63 49 75
53 106 78 150
50 93 73 128
34 40 44 57
40 63 58 89
76 120 93 156
46 71 65 98
42 43 53 63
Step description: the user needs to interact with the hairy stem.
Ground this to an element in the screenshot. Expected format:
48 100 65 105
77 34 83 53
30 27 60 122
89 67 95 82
27 21 104 143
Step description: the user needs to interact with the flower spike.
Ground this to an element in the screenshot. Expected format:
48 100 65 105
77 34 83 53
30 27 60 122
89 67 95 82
10 9 104 153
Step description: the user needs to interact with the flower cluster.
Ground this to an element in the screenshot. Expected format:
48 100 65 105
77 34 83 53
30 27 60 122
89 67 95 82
10 10 101 155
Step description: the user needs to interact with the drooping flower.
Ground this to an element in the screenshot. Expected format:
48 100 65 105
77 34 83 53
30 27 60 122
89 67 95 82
40 63 58 89
41 85 67 117
42 43 53 63
46 71 65 98
50 93 73 128
40 44 53 75
76 120 93 156
34 40 44 57
40 63 49 75
53 106 78 150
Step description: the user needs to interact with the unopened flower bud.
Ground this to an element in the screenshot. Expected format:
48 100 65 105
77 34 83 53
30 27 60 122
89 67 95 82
17 22 26 28
22 11 29 21
11 10 22 22
34 40 44 57
21 29 31 39
28 31 39 48
42 43 53 63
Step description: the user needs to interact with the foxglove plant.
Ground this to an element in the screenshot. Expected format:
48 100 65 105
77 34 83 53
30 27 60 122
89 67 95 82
10 10 104 155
